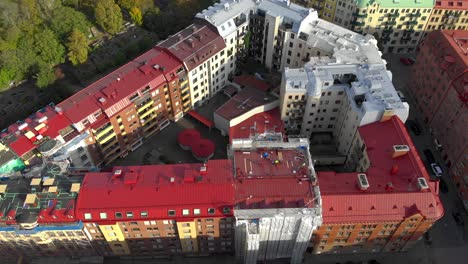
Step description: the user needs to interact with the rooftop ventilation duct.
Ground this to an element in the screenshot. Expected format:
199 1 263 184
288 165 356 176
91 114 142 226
417 177 429 191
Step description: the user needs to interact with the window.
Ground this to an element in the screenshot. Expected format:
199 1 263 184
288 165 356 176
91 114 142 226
194 209 201 215
100 213 107 219
84 213 92 220
115 212 123 219
168 210 176 216
223 207 231 214
141 211 148 218
126 212 134 218
208 208 215 214
182 209 190 216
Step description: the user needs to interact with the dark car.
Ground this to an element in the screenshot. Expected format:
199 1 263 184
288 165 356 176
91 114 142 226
400 57 415 65
406 120 422 135
423 149 436 163
439 178 448 193
452 212 464 226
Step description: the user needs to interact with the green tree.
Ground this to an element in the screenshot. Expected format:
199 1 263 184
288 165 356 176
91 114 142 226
50 6 90 40
32 28 65 66
129 7 143 26
95 0 123 34
66 29 88 65
0 67 16 90
118 0 153 13
35 64 56 88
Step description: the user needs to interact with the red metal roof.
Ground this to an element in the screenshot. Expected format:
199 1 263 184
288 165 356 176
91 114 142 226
58 48 182 124
157 22 226 71
215 87 277 121
75 159 234 223
234 75 270 92
8 136 35 157
235 177 315 209
187 110 214 128
229 108 284 142
318 116 444 223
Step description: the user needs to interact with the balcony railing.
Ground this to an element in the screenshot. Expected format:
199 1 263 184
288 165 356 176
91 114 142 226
353 12 368 18
387 12 399 18
384 20 397 26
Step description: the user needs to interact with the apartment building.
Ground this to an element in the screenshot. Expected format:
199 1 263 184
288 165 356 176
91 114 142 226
230 137 322 263
0 47 189 168
75 161 235 257
423 0 468 37
349 0 433 53
293 0 337 21
280 56 409 161
195 0 251 76
313 115 444 254
158 22 229 108
410 30 468 210
0 172 93 262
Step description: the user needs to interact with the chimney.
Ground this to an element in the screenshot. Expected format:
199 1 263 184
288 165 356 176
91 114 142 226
380 107 394 122
357 173 369 190
390 164 399 175
392 145 409 158
385 182 394 191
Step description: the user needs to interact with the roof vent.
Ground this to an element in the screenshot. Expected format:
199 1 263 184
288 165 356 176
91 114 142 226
357 173 369 190
170 177 175 183
417 177 429 191
153 64 160 70
224 3 230 10
112 169 123 180
393 145 409 158
200 165 207 175
98 97 106 104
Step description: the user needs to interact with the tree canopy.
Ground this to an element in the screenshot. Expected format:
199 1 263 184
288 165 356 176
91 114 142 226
67 29 88 65
50 6 91 40
95 0 123 34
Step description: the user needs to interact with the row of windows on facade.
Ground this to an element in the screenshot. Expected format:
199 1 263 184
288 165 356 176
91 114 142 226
84 207 231 220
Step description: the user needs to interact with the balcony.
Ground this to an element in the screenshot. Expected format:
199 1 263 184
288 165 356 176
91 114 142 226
100 137 118 152
140 109 155 120
94 123 113 138
234 14 247 27
406 20 418 26
387 12 399 18
353 12 368 18
382 28 393 34
384 20 397 26
408 12 422 18
137 100 153 113
98 131 117 145
352 20 365 26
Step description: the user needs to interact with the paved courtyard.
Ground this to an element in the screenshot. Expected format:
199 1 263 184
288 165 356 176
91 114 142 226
112 93 230 166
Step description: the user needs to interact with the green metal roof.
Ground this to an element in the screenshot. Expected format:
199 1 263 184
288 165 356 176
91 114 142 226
357 0 434 8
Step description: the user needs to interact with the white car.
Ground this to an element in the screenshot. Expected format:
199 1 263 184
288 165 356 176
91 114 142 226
430 163 443 177
397 90 406 102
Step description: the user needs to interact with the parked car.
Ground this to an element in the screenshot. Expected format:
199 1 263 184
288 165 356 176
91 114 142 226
424 149 435 163
439 178 448 193
400 57 415 65
396 90 406 102
424 232 432 246
452 212 464 225
431 163 443 177
406 120 422 135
